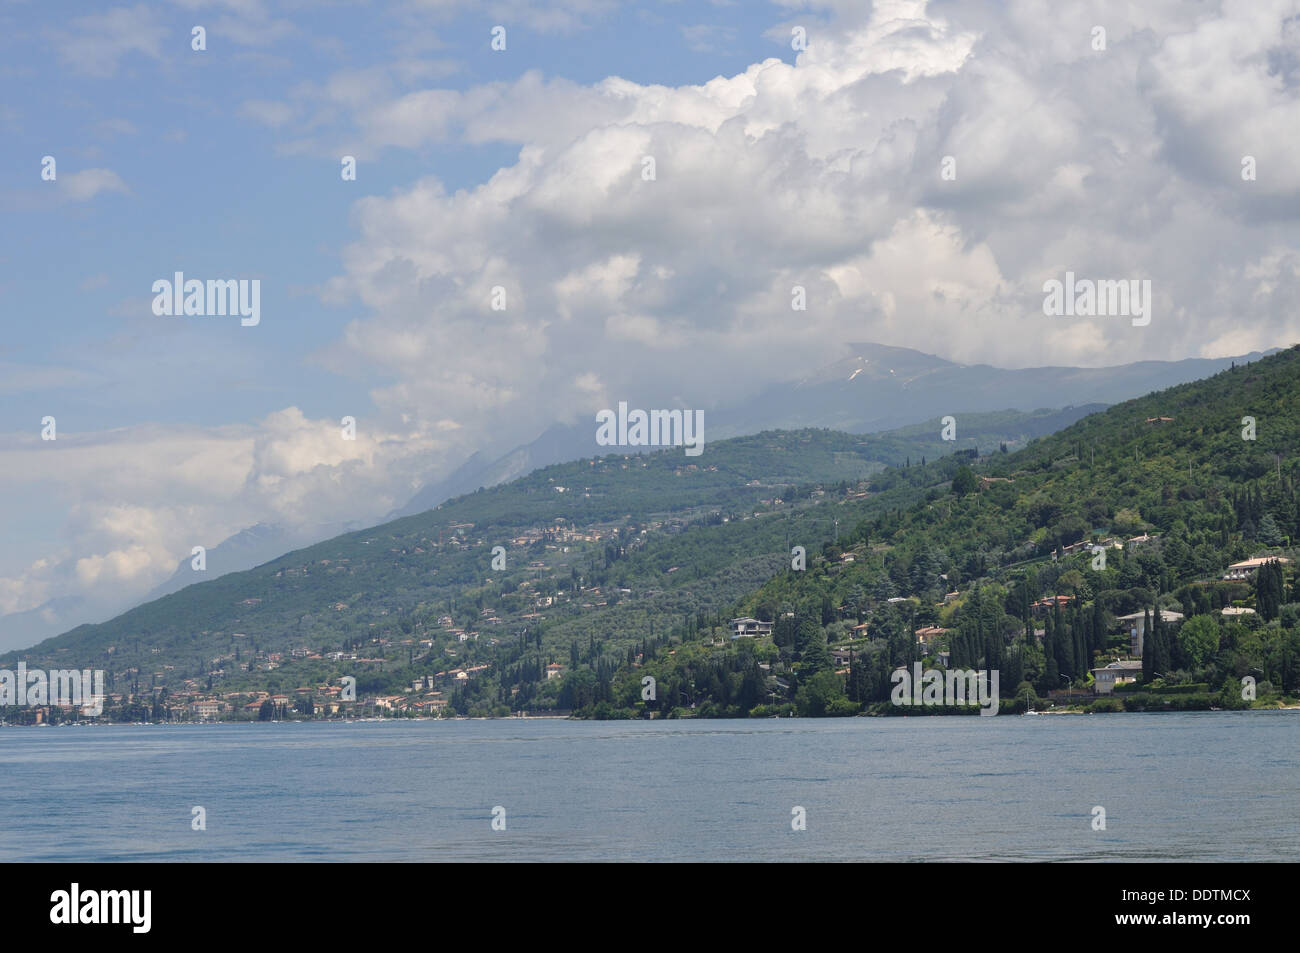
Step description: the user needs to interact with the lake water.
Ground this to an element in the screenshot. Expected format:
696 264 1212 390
2 711 1297 861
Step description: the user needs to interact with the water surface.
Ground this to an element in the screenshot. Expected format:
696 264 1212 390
2 712 1296 861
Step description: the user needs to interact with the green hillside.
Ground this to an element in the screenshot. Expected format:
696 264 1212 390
634 347 1300 718
7 351 1300 723
4 410 1077 718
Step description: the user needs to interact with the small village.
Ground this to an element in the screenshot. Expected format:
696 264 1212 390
9 529 1290 723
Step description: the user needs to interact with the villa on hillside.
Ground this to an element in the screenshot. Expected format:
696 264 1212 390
1223 556 1290 581
730 618 774 639
1030 595 1075 616
914 626 949 649
1114 609 1184 657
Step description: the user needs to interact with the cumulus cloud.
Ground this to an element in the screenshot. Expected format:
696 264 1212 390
287 0 1298 433
10 0 1299 636
0 410 448 618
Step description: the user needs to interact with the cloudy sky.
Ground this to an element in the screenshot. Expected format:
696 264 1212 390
1 0 1297 646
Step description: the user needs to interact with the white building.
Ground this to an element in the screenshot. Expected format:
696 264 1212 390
1223 556 1290 581
1114 609 1183 657
1091 660 1143 694
730 617 773 639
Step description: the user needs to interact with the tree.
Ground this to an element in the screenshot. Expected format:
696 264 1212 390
1003 644 1024 691
1057 569 1086 593
799 628 832 674
257 700 275 721
1257 513 1285 546
1218 675 1250 711
1150 607 1173 674
794 670 851 717
1256 559 1284 620
1177 615 1220 668
951 465 977 497
1090 600 1106 656
1141 608 1154 681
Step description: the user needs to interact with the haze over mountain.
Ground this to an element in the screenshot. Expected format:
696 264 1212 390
394 343 1267 517
142 520 369 603
0 343 1269 653
9 346 1294 696
9 0 1298 727
715 343 1274 436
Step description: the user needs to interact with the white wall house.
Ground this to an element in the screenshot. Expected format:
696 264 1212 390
1091 660 1143 694
730 617 773 639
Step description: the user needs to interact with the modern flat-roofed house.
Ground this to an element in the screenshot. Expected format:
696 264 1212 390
1220 606 1256 618
1114 609 1183 657
1091 660 1143 694
730 617 773 639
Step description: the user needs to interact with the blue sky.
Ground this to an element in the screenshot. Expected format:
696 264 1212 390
1 0 1297 648
1 1 797 433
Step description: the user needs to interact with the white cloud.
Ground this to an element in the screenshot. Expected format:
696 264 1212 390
400 0 618 34
11 0 1299 635
58 168 129 202
166 0 295 47
0 362 105 395
240 98 295 126
0 410 449 618
52 5 167 77
290 0 1297 424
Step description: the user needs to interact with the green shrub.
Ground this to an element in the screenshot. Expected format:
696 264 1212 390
1086 697 1124 713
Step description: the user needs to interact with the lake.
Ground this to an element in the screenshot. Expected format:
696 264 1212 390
2 711 1296 861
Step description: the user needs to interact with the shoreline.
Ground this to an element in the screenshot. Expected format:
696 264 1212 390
4 705 1298 727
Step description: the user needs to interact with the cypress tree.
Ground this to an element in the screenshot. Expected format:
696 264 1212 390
1152 607 1171 675
1043 650 1059 694
1041 612 1056 691
1054 604 1074 678
1257 560 1283 621
1004 644 1023 692
1141 608 1153 680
